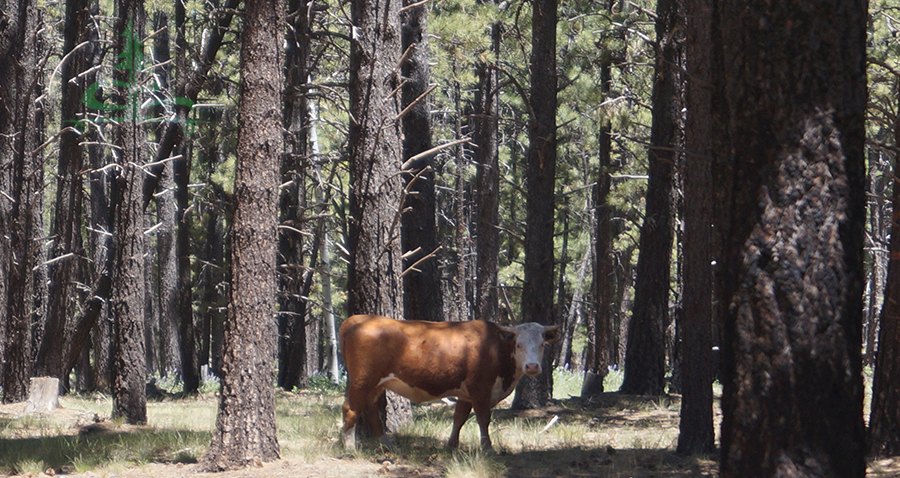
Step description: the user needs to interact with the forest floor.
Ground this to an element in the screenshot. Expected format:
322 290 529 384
1 391 899 478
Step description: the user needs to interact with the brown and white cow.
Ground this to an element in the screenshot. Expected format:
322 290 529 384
339 314 561 450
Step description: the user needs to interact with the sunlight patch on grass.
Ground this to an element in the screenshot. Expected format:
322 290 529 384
444 451 507 478
276 392 344 461
552 368 626 399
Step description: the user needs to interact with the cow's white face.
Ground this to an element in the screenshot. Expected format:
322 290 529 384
500 323 562 377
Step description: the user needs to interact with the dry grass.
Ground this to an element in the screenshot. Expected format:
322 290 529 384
0 372 897 477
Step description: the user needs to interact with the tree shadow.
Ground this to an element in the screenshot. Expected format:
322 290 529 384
499 446 718 478
0 425 210 475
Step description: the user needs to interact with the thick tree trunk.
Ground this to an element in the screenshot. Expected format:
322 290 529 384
676 0 715 454
348 0 412 429
202 0 283 470
717 1 868 476
513 0 558 410
620 0 681 396
109 0 148 424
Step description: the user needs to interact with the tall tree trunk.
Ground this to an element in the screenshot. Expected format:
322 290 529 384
717 0 867 476
35 0 92 384
202 0 283 470
676 0 715 454
620 0 682 396
0 0 43 403
582 40 615 397
473 26 500 323
151 11 181 376
348 0 411 430
400 1 441 323
172 0 199 394
401 0 442 322
864 148 887 368
513 0 558 410
311 117 340 382
110 0 148 424
869 81 900 457
278 0 312 392
558 225 591 369
87 52 113 394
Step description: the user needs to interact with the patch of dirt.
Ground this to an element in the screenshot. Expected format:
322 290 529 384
57 457 435 478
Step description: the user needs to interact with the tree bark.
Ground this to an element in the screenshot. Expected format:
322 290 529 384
172 0 199 394
401 0 443 323
278 0 312 392
620 0 682 397
717 0 868 476
676 0 715 454
583 37 614 398
151 11 181 376
35 0 92 385
0 0 43 403
202 0 283 470
348 0 412 429
513 0 558 410
110 0 148 424
473 35 500 324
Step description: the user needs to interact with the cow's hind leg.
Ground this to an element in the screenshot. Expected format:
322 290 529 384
367 391 394 449
448 400 473 449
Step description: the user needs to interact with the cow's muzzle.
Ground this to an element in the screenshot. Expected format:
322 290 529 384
524 363 541 376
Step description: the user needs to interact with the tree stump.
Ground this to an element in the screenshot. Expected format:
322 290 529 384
24 377 60 413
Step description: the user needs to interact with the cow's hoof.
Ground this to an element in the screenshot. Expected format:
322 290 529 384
342 427 357 450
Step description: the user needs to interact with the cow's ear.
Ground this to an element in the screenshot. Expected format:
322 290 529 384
498 326 517 342
543 324 562 343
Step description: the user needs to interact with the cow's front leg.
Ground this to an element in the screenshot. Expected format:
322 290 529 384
448 400 473 449
473 402 493 450
342 398 360 449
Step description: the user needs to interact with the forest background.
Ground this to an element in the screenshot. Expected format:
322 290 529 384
1 0 899 474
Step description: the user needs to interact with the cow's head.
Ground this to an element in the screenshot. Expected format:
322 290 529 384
499 323 562 376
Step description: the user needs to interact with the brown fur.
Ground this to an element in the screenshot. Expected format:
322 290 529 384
340 314 554 449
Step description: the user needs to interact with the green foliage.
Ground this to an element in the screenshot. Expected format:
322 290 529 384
147 371 221 396
304 373 347 395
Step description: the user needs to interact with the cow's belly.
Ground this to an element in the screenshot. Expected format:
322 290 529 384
489 376 520 408
378 374 471 403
